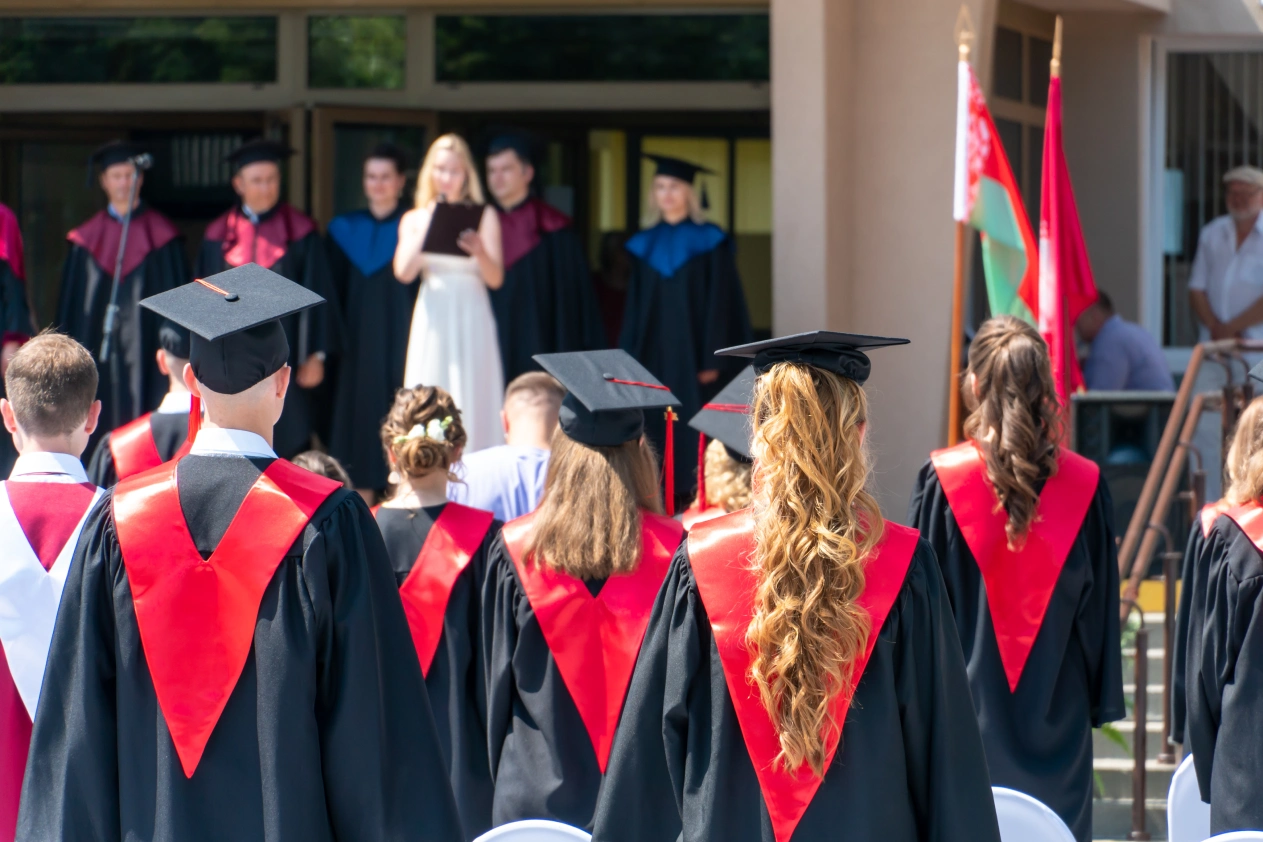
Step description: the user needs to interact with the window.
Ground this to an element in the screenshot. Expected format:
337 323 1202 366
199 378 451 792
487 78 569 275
0 17 277 84
435 15 769 83
308 16 406 90
1162 51 1263 346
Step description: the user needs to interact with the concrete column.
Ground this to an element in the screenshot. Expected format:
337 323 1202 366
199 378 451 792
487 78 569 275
771 0 996 516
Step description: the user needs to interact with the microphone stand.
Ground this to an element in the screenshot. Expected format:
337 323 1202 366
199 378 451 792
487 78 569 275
99 162 142 433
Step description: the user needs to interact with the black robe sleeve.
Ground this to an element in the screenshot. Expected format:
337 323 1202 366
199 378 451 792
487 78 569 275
18 489 464 842
86 433 119 489
591 540 1001 842
1171 520 1205 745
907 459 1123 842
1187 520 1263 833
0 259 32 341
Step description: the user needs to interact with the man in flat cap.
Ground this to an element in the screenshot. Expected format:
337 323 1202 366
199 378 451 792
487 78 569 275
1189 165 1263 341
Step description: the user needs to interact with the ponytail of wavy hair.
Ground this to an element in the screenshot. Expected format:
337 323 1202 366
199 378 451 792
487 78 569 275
746 362 882 777
963 315 1062 547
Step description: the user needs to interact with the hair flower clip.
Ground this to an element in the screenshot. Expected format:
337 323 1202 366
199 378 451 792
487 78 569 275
393 416 454 446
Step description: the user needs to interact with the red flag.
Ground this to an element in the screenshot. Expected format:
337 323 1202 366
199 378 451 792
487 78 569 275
1022 76 1098 404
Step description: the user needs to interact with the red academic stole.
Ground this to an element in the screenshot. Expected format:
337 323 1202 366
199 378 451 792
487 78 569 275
682 500 726 530
205 204 316 270
930 441 1099 692
502 510 684 772
108 413 194 481
498 197 572 270
1222 500 1263 549
392 503 495 677
688 510 918 842
113 459 340 777
1200 499 1236 538
67 207 180 279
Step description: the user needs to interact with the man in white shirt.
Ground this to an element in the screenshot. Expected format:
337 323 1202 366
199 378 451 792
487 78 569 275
1189 166 1263 341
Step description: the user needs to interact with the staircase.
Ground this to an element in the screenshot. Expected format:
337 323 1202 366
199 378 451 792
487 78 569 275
1093 614 1179 841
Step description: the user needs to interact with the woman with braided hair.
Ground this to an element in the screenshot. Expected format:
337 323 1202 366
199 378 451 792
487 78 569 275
908 315 1123 842
592 331 998 842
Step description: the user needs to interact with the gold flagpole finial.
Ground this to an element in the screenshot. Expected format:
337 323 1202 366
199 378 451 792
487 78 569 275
955 5 976 62
1051 15 1064 78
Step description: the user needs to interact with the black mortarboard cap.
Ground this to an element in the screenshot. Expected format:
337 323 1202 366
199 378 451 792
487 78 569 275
87 140 145 186
487 130 540 168
534 349 680 447
140 263 323 395
689 366 755 460
157 320 191 360
716 331 910 385
226 139 293 174
645 153 713 184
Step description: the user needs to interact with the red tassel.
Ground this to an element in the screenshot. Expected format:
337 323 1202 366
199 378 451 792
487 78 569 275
188 395 202 442
697 433 708 509
664 408 676 516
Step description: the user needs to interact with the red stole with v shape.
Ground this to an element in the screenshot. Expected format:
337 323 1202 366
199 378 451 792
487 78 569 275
1201 499 1236 538
502 510 684 772
1223 500 1263 549
113 459 341 777
392 503 495 676
930 441 1099 692
687 510 919 842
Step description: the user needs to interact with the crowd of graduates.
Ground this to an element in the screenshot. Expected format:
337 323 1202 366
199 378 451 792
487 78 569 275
0 132 1258 842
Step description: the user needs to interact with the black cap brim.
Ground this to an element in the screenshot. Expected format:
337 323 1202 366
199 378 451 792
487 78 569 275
644 153 714 184
534 349 680 447
688 366 755 459
226 139 293 173
716 330 909 384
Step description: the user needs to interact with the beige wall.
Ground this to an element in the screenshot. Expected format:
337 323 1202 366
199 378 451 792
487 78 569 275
772 0 998 518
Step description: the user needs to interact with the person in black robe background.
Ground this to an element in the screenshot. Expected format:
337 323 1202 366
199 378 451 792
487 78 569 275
19 265 462 842
326 144 416 496
0 201 34 477
483 350 685 831
620 154 752 508
485 132 605 381
593 333 999 842
196 139 335 460
376 385 499 839
59 141 188 444
87 321 195 488
907 316 1123 842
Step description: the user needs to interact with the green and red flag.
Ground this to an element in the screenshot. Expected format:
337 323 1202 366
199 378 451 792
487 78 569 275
953 60 1039 324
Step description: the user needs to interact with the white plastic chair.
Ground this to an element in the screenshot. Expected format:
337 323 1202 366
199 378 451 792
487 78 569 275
992 787 1076 842
473 820 592 842
1168 755 1211 842
1204 833 1263 841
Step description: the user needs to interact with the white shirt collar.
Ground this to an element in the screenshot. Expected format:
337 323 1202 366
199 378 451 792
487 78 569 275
8 451 90 484
156 391 194 415
188 428 276 459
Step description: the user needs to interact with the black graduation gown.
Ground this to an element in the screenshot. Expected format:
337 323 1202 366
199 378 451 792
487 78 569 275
17 454 463 842
619 221 753 503
196 205 336 459
907 461 1125 842
492 198 605 381
86 411 188 488
1171 504 1225 745
0 219 32 478
326 208 416 490
376 504 500 840
591 539 1001 842
1186 514 1263 834
58 204 189 441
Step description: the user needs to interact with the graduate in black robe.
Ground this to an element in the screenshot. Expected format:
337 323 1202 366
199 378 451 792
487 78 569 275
483 350 686 830
593 332 999 842
375 382 500 839
59 142 189 440
485 133 605 381
326 145 417 493
1170 501 1230 745
620 155 752 507
18 265 462 842
0 201 34 477
196 139 335 460
87 321 195 488
906 317 1124 842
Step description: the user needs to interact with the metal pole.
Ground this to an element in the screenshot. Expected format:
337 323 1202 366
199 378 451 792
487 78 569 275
1130 626 1151 841
99 162 142 432
1160 546 1178 765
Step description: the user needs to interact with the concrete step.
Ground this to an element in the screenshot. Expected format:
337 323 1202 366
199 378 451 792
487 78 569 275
1094 719 1177 760
1122 649 1168 686
1093 757 1177 800
1093 797 1168 840
1122 683 1166 718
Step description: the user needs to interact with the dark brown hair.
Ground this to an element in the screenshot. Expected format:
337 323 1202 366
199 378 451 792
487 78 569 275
292 450 352 489
4 331 98 437
963 316 1062 546
380 385 467 481
525 431 662 580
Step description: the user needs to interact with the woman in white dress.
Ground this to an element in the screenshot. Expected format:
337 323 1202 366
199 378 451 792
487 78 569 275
395 133 505 453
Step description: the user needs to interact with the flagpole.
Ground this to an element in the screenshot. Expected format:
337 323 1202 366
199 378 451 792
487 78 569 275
948 21 972 447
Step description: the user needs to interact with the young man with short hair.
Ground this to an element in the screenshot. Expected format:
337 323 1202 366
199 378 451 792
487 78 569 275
0 332 104 842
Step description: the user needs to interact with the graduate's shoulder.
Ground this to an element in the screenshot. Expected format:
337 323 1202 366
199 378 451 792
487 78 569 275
1206 507 1263 582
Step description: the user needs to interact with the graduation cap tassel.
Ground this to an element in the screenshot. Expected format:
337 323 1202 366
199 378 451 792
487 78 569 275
697 433 708 510
663 408 676 517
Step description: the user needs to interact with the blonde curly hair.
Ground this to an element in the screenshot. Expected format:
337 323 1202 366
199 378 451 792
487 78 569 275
699 437 752 513
1225 396 1263 505
747 362 883 777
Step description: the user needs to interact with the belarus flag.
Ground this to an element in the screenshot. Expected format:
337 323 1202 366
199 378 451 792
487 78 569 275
953 60 1038 324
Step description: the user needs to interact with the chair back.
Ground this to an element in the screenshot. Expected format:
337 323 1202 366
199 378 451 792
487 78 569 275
1168 755 1211 842
473 820 593 842
992 787 1076 842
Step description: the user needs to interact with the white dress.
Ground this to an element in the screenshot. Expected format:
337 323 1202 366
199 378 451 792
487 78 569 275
403 252 506 452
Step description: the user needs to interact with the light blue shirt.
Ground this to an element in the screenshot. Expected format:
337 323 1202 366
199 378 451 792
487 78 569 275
1083 315 1175 392
447 445 551 523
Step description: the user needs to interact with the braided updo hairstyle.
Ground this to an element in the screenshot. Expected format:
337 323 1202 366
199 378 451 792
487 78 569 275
380 385 468 482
